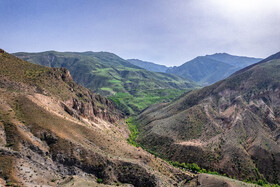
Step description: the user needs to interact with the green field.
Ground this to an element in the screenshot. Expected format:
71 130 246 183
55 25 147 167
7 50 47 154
109 88 191 115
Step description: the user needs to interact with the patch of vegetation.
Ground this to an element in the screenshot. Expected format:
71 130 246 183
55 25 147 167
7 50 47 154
110 89 191 115
126 117 139 147
168 160 220 175
97 178 103 183
242 179 280 187
169 161 279 186
5 182 13 186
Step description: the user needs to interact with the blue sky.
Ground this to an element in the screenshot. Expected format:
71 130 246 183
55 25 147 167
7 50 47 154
1 0 280 66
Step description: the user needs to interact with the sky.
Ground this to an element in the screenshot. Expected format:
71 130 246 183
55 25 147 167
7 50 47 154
0 0 280 66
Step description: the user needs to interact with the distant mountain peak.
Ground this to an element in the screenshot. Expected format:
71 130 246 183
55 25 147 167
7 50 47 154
208 52 229 56
167 53 262 85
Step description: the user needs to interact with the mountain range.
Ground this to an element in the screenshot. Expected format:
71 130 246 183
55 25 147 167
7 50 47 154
134 51 280 184
14 51 196 115
125 53 262 86
14 52 262 116
166 53 262 85
0 49 262 186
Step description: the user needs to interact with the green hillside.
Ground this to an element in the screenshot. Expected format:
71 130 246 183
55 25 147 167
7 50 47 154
14 51 197 115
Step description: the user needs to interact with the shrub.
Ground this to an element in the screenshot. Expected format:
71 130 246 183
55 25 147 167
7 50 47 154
97 178 103 183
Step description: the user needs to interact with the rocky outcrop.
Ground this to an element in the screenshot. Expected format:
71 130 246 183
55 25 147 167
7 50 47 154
49 137 160 186
62 92 121 123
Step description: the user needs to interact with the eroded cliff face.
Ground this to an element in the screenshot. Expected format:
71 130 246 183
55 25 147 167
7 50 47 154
136 57 280 184
47 67 122 124
63 92 120 124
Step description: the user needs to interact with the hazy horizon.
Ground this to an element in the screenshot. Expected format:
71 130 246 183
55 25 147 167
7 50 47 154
1 0 280 66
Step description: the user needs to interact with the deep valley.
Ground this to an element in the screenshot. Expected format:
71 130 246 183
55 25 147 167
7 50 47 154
0 49 279 186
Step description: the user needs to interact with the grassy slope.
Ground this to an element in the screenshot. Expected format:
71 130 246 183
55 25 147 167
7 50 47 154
14 51 197 115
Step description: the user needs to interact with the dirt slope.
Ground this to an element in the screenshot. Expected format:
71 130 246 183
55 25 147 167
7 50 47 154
0 50 261 187
136 52 280 184
0 50 198 186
